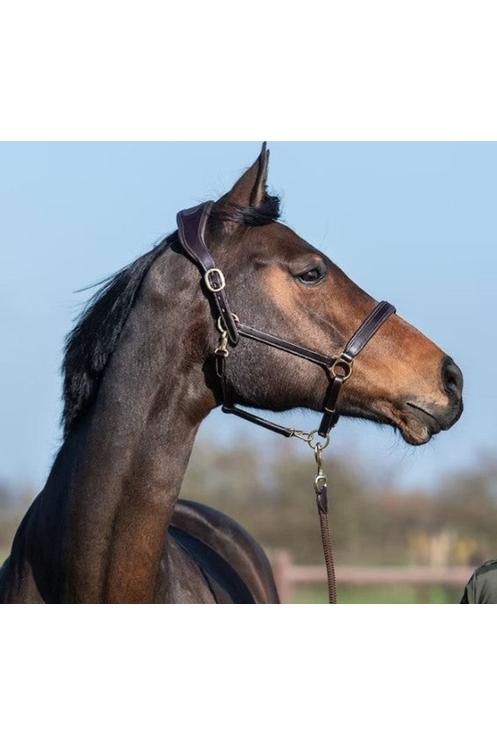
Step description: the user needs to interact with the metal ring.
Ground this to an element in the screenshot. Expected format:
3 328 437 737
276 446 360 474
307 431 331 450
329 355 353 381
217 313 240 334
204 268 226 293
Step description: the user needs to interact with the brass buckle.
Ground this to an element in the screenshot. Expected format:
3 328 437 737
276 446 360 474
204 268 226 293
329 354 353 380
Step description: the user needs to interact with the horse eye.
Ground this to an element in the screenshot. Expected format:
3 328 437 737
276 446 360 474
296 267 325 285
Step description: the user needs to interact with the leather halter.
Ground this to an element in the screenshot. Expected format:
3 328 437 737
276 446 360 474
176 201 396 604
177 201 396 441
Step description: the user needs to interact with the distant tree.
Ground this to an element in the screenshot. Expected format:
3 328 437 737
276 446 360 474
2 443 497 569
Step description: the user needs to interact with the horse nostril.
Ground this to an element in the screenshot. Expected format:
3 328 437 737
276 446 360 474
442 357 463 399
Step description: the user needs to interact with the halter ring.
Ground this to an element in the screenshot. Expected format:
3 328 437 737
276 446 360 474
307 431 331 450
217 313 239 334
329 355 354 380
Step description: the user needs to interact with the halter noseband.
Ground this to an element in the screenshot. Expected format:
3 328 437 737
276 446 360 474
177 201 396 442
177 201 395 603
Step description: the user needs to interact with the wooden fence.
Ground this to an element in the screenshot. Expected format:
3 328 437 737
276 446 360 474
270 550 474 603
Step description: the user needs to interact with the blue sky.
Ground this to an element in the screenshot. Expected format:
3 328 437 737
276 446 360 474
0 142 495 491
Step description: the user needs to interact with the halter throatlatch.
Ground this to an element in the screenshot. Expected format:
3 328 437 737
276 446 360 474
177 202 396 604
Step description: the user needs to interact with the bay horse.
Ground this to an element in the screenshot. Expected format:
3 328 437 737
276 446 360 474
0 144 463 603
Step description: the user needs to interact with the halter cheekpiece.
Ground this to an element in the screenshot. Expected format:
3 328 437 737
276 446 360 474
177 201 396 603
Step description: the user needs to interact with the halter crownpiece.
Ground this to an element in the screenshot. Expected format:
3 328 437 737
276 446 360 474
177 202 239 345
176 201 396 603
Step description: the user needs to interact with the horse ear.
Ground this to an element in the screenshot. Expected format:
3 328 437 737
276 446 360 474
219 142 270 209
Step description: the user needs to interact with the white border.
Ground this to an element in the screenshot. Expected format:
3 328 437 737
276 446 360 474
0 1 496 140
1 606 493 745
1 3 495 743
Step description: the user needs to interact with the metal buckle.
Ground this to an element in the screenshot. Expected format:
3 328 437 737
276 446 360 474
204 268 226 293
329 354 354 380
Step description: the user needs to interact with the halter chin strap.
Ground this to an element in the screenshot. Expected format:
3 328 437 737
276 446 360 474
177 202 396 441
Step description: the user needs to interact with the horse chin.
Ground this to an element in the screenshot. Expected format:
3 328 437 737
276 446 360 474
397 417 434 446
388 403 442 446
361 401 440 446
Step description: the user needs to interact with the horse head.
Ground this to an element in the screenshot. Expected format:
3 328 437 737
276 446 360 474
199 144 463 445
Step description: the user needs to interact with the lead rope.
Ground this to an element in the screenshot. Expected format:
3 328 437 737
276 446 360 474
313 443 337 604
215 324 338 604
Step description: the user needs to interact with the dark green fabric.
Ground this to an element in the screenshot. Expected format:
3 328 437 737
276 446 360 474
460 559 497 603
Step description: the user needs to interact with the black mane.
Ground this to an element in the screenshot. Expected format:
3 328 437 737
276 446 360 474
62 240 168 435
61 192 281 435
213 193 281 226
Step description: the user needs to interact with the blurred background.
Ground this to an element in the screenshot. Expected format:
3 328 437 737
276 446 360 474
1 142 496 602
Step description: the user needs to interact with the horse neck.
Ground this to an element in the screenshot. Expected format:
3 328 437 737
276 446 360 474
36 250 216 602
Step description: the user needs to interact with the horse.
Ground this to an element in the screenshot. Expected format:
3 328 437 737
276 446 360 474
0 144 463 603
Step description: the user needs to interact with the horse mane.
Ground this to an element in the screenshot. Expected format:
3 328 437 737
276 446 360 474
62 239 169 435
212 193 281 226
61 191 281 436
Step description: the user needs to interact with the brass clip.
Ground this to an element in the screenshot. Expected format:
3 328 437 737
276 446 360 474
313 444 328 494
214 329 229 358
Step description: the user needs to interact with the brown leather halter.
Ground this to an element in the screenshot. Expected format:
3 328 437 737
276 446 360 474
177 201 396 603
